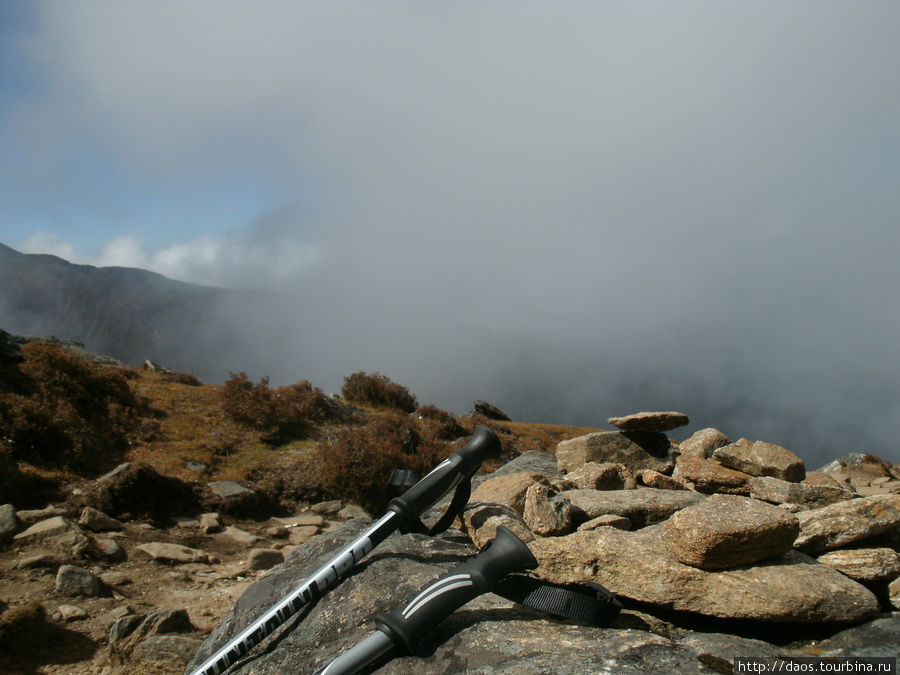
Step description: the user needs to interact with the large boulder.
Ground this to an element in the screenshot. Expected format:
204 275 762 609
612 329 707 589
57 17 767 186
530 525 879 623
556 431 677 475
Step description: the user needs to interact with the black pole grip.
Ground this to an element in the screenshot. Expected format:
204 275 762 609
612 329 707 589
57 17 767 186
373 525 537 655
386 426 499 532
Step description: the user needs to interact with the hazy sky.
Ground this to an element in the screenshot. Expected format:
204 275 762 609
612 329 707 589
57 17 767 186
1 2 898 459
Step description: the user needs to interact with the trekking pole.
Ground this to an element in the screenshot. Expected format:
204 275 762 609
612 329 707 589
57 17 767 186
315 525 537 675
190 426 501 675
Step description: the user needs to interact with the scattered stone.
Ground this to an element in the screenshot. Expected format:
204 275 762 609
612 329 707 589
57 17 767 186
100 571 131 587
679 430 731 460
13 516 71 543
794 494 900 553
55 565 102 597
98 462 134 483
223 525 259 546
247 548 284 571
129 635 205 671
471 472 551 515
186 461 208 473
523 484 572 536
198 512 222 534
100 605 135 628
816 548 900 582
530 525 879 623
473 399 510 421
640 469 688 490
309 500 343 516
560 487 704 528
459 502 535 549
556 431 677 475
577 514 632 531
607 411 689 432
567 462 636 490
0 503 19 541
337 504 370 520
803 471 845 488
207 481 258 514
672 454 752 494
56 604 88 622
748 475 853 509
109 608 198 669
288 525 321 545
172 516 200 529
890 578 900 610
713 439 806 482
78 506 123 532
15 553 59 569
279 513 326 528
91 537 127 562
135 542 209 564
663 494 800 569
15 506 67 524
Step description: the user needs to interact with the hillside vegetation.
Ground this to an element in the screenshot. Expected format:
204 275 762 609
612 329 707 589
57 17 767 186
0 339 599 513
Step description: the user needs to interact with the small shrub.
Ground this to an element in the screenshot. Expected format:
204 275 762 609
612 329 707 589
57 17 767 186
0 342 143 472
415 404 466 440
219 372 331 443
314 412 448 513
341 371 418 413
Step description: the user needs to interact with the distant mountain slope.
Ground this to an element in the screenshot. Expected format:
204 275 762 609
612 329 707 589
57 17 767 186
0 242 272 374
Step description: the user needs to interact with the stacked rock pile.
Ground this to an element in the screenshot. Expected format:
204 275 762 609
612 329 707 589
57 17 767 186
460 412 900 623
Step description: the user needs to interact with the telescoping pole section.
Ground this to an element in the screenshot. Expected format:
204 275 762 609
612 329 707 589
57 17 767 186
189 426 501 675
191 512 398 675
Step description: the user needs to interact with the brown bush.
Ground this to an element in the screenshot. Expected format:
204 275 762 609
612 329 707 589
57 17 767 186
219 372 331 443
0 342 143 473
341 371 418 413
294 412 450 514
415 404 466 440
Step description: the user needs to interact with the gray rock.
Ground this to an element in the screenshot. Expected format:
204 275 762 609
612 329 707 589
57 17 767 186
56 604 88 622
13 516 71 543
530 525 880 623
891 579 900 610
793 612 900 659
607 411 689 432
560 487 704 529
130 635 204 671
199 512 222 534
247 548 284 571
310 500 343 515
678 632 787 671
0 503 19 541
78 506 123 531
91 537 127 562
488 449 562 483
15 505 67 524
109 608 197 668
816 548 900 582
557 431 677 475
713 439 806 482
677 428 730 459
523 483 573 536
16 552 59 569
663 494 800 569
224 525 259 546
135 542 209 564
794 494 900 553
473 399 511 420
748 475 853 509
56 565 102 597
187 520 718 674
208 481 258 513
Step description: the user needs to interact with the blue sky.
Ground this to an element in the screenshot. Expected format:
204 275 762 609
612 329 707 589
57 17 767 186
1 2 898 454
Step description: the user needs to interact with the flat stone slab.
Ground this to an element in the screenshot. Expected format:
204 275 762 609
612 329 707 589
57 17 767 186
135 542 209 564
673 455 752 494
13 516 71 543
748 476 853 509
816 548 900 582
795 494 900 553
530 525 880 623
713 439 805 482
607 411 689 432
